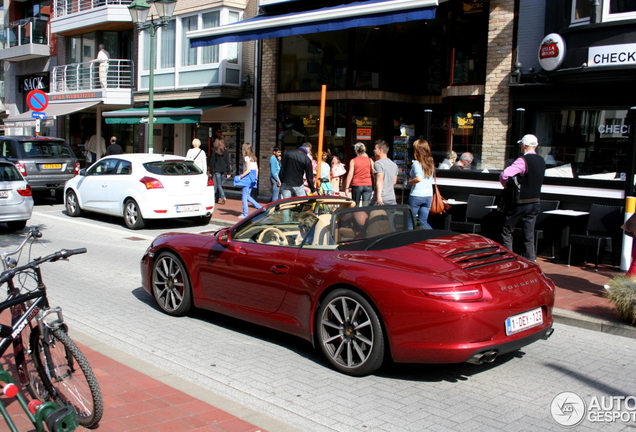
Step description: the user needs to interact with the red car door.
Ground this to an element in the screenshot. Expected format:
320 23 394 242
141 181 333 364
199 240 299 314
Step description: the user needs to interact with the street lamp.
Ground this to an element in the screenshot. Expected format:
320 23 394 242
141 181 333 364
128 0 177 153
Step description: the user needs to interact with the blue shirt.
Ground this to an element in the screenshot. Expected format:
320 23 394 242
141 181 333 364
270 155 281 181
409 160 433 197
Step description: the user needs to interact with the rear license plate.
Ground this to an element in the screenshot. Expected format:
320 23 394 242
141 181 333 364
505 307 543 336
176 205 200 213
0 191 8 198
42 164 62 169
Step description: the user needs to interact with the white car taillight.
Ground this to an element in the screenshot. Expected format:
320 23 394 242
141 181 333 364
17 184 32 197
139 176 164 190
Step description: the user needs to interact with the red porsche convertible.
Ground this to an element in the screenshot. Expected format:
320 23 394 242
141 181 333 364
140 196 555 376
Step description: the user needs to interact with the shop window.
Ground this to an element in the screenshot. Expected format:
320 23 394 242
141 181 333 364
537 109 628 180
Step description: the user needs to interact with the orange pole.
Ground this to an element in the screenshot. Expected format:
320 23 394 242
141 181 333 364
316 84 327 186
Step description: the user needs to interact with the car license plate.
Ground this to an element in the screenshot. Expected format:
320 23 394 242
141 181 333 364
42 164 62 169
0 191 8 198
176 205 200 213
505 307 543 336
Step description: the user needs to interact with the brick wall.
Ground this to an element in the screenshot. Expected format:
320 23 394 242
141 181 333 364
482 0 515 170
258 37 278 199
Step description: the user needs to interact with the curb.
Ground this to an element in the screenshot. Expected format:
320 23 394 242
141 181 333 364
553 307 636 340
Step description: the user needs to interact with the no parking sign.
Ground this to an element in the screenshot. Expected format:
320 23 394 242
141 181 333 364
26 89 49 112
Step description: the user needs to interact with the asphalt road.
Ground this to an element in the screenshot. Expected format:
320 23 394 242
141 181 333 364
1 198 635 431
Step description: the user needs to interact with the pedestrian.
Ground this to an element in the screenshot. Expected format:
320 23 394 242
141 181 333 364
105 136 123 155
371 139 398 206
408 139 435 228
279 142 316 198
210 135 230 205
91 44 110 88
344 142 374 206
185 138 207 173
330 153 346 193
238 143 263 218
85 132 106 164
449 152 473 171
500 134 546 261
270 146 282 202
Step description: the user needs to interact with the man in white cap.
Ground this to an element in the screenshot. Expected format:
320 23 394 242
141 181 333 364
499 134 546 261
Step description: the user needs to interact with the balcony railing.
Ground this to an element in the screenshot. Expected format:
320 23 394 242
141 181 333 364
1 17 49 49
53 0 132 19
51 59 133 92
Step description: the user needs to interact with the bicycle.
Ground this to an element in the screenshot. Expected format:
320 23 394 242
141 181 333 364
0 229 103 428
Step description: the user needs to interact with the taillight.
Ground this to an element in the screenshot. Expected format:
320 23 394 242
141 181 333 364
74 162 80 175
139 176 164 189
207 176 214 187
15 162 27 176
17 185 32 197
404 286 483 301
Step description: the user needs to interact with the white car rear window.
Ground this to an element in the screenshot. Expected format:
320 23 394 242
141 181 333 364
143 161 203 176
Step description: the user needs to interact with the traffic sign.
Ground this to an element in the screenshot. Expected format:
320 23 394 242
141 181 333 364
32 111 46 119
26 90 48 112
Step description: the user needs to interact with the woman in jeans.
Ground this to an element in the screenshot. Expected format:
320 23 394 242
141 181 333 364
408 139 435 229
344 142 374 206
238 143 263 218
210 137 231 205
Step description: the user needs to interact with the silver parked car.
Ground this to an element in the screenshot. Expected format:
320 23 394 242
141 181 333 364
0 160 34 230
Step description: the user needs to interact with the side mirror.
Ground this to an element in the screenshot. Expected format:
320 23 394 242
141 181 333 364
217 227 232 246
79 168 87 176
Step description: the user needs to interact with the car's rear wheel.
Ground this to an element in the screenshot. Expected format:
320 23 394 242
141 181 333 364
316 289 385 376
196 215 211 226
124 199 145 230
65 190 83 217
7 220 27 231
151 252 192 317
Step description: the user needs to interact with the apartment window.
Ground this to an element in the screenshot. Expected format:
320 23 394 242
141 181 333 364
201 12 220 64
227 11 240 64
602 0 636 21
571 0 591 24
141 20 175 70
181 16 197 66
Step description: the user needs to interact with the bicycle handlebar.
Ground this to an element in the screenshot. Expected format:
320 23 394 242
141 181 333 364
0 248 87 285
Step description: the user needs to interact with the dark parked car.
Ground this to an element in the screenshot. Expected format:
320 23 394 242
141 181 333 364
141 196 555 376
0 136 79 201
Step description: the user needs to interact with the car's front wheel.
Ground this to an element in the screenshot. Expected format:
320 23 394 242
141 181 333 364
316 289 385 376
123 199 145 230
65 190 83 217
151 252 192 317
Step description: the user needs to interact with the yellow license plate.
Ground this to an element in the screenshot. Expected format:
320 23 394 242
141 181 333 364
42 164 62 169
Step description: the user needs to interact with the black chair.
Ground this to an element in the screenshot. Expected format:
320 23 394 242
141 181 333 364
513 200 560 258
450 194 496 234
567 204 623 270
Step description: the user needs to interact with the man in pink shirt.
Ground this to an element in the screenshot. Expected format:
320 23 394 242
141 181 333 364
499 134 546 261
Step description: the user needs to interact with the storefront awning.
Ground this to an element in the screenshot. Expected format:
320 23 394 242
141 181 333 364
103 107 210 124
189 0 438 47
3 101 100 126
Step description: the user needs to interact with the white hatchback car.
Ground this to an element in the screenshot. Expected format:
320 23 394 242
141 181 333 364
64 154 215 229
0 160 34 230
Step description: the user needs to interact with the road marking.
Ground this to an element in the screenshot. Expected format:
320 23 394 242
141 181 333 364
32 212 156 241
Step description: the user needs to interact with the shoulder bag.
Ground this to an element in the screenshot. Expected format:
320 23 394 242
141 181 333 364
430 171 450 215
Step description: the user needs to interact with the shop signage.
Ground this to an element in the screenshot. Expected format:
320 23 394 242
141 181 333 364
463 1 485 14
538 33 566 71
303 115 318 128
50 93 98 100
355 117 373 127
21 76 49 92
588 43 636 67
598 124 630 134
357 128 372 140
455 112 474 129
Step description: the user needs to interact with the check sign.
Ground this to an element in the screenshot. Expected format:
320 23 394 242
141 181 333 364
32 112 46 119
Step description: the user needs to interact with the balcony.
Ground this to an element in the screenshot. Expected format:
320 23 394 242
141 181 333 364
0 18 50 61
51 0 133 35
49 59 133 105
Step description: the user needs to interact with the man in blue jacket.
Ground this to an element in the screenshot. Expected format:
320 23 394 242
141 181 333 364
270 147 282 202
279 142 316 198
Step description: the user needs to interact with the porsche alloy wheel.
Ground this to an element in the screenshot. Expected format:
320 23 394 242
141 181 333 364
124 199 145 230
317 290 385 376
151 252 192 317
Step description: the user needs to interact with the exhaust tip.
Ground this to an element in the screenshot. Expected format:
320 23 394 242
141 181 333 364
542 327 555 340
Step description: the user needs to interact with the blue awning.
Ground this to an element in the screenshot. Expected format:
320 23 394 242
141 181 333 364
189 0 437 47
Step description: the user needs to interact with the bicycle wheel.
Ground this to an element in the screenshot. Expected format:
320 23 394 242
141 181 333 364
30 326 103 428
11 304 51 402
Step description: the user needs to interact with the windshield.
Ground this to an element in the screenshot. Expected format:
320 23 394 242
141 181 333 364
143 160 202 176
21 141 73 158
